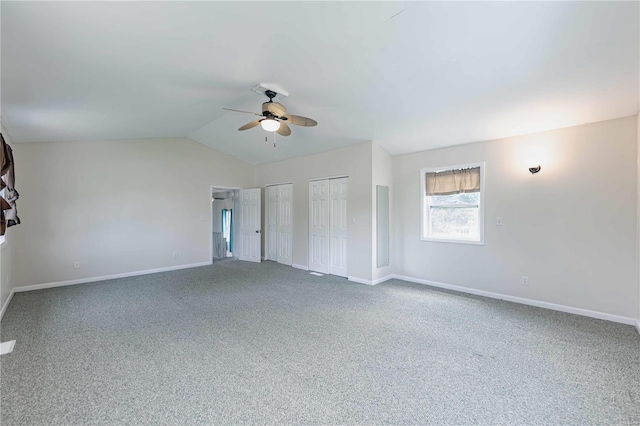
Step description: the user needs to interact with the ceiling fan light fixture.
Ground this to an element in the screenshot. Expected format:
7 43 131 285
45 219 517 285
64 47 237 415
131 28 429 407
260 119 280 132
225 90 316 137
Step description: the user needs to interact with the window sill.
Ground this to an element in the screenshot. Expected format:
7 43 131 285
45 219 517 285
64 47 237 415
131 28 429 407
421 237 484 246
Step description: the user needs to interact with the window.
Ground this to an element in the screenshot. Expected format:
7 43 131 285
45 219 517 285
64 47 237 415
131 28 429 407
421 163 484 244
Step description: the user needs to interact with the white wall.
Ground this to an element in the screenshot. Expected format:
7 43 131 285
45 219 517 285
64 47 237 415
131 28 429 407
0 234 12 312
394 116 638 319
5 117 640 324
372 142 395 281
637 113 640 324
255 142 374 281
12 138 254 287
0 237 11 313
0 123 16 312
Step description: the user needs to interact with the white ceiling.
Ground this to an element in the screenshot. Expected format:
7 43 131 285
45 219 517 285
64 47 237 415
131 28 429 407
2 1 638 165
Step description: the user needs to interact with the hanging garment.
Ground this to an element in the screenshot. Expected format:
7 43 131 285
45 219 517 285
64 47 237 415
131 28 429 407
0 133 20 236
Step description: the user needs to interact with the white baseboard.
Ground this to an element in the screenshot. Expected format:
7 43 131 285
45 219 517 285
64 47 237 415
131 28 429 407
347 276 374 285
372 275 395 285
0 289 15 321
347 275 395 285
13 261 212 293
392 274 637 326
5 261 638 331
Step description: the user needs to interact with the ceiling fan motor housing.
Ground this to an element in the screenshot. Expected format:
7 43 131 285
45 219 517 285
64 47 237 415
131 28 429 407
262 101 286 117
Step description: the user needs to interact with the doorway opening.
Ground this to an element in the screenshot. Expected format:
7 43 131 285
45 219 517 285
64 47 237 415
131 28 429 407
212 187 240 261
210 186 263 264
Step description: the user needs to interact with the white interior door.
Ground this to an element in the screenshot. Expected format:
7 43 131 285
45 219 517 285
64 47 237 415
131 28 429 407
329 178 348 277
239 188 261 263
266 186 278 261
232 190 240 257
309 180 330 274
277 184 293 266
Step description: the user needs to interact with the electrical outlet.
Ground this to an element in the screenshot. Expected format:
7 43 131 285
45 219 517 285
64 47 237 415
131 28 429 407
496 217 503 226
521 275 528 285
74 261 80 269
173 251 179 258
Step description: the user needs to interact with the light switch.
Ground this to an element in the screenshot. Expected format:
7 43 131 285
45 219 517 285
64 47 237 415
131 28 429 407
496 217 503 226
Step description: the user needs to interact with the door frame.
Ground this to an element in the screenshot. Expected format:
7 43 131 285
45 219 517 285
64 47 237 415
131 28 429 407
210 185 242 262
309 174 349 182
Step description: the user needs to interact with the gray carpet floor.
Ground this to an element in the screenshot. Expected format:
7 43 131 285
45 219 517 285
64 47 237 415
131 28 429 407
1 261 639 425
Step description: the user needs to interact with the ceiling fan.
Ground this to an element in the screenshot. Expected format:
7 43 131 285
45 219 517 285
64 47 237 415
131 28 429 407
223 90 317 136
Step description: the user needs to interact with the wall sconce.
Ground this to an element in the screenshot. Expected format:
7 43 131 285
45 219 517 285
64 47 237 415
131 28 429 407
528 165 541 175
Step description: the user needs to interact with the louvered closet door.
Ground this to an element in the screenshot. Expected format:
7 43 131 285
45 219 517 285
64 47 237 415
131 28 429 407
329 178 348 277
309 180 330 274
277 184 293 266
266 186 279 261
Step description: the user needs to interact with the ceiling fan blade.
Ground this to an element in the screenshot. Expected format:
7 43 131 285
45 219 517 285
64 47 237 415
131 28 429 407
264 102 287 117
284 115 317 127
276 122 291 136
238 120 261 131
223 107 262 116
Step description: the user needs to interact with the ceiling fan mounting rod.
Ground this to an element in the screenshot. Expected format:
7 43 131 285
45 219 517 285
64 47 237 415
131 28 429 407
264 90 277 102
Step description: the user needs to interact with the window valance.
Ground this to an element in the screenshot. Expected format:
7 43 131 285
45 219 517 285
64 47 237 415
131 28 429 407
425 166 480 196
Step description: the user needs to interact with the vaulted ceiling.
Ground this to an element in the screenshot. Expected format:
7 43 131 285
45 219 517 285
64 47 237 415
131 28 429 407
2 1 638 164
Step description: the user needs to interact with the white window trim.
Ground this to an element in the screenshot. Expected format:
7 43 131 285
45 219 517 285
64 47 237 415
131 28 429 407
420 162 485 245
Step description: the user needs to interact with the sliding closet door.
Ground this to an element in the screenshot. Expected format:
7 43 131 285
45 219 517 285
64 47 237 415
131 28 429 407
266 186 279 261
309 180 330 274
277 184 293 266
329 178 348 277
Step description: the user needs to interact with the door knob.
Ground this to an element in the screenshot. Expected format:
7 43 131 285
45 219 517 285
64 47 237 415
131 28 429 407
255 230 261 233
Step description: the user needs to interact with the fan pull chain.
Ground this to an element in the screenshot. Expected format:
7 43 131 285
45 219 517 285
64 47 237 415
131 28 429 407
265 134 277 148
